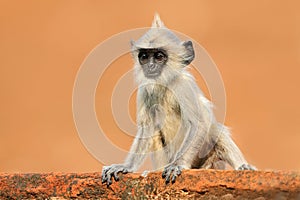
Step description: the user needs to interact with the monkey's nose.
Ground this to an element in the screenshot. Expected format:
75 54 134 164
148 64 157 72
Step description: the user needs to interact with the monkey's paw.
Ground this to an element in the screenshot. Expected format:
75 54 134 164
238 163 256 170
101 164 131 186
162 164 184 184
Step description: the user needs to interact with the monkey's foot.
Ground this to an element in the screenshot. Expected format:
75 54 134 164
162 164 184 184
101 164 131 186
238 163 256 170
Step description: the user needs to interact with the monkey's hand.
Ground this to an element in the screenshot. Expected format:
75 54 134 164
101 164 132 186
238 163 257 170
162 164 185 184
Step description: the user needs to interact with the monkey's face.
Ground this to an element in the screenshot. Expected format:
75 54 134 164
138 49 168 79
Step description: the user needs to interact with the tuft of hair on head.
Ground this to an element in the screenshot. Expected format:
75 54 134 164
132 13 181 50
151 13 165 28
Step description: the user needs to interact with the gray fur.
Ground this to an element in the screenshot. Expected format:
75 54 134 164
102 13 255 185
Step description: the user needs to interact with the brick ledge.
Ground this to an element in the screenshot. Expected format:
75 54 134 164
0 170 299 199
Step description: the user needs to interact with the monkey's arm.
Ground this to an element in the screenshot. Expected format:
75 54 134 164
123 126 153 170
162 119 205 183
162 123 197 182
101 126 152 185
162 78 211 183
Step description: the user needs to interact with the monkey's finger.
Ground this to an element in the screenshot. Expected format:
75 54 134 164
165 169 172 184
171 167 182 183
102 166 110 175
238 164 256 170
122 168 129 174
101 173 108 184
106 173 112 186
101 177 106 184
162 167 169 178
175 167 182 176
113 171 119 181
171 173 177 183
101 166 112 183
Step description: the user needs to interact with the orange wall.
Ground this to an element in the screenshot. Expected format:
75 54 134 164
1 1 300 172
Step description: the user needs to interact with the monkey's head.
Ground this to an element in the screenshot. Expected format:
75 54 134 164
131 14 195 84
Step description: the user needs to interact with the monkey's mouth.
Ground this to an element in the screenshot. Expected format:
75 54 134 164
144 71 161 78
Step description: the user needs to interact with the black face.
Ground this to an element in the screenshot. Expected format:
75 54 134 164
138 49 168 79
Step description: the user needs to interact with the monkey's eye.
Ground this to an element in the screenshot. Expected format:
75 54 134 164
138 52 149 64
154 51 167 63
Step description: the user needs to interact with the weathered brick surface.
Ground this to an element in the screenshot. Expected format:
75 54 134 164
0 170 299 199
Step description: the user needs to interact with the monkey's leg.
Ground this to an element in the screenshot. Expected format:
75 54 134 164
102 126 153 185
214 124 256 170
150 133 169 170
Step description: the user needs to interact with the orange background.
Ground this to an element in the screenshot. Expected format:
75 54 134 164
1 1 300 172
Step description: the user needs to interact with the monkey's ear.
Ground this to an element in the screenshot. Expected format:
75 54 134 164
182 41 195 65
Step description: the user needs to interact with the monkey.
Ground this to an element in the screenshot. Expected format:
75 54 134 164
102 14 255 186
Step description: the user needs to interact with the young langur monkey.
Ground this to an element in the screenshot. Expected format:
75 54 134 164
102 14 255 185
